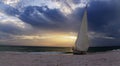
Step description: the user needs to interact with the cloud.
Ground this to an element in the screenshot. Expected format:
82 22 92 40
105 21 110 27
0 0 19 7
19 6 72 31
0 2 19 16
11 0 120 45
0 11 32 35
0 0 120 47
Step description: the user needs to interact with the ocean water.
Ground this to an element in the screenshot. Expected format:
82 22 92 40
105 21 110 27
88 46 120 52
0 45 120 54
0 45 72 54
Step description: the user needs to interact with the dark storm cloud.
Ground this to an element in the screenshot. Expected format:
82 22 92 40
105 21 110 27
86 0 120 46
72 0 81 4
90 38 120 47
0 22 33 35
0 2 19 16
19 6 71 31
88 1 117 31
88 1 120 36
0 23 22 34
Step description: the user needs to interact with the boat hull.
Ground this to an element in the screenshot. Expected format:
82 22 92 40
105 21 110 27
73 48 87 55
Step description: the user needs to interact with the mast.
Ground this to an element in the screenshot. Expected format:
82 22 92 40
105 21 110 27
73 5 89 54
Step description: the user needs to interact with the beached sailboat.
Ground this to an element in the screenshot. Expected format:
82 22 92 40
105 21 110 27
73 7 89 55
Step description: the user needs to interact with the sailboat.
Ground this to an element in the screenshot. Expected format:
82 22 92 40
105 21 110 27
73 6 89 55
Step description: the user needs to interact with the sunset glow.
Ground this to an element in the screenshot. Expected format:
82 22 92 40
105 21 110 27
15 33 77 47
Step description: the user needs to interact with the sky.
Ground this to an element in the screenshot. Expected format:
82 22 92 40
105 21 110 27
0 0 120 47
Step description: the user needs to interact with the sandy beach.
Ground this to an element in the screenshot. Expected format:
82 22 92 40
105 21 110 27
0 50 120 66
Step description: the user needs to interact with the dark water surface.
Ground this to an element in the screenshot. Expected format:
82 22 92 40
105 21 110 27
0 45 72 52
0 45 120 54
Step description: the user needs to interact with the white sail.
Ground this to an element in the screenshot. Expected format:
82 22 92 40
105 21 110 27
74 9 89 51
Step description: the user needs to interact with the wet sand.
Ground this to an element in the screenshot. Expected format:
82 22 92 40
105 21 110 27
0 50 120 66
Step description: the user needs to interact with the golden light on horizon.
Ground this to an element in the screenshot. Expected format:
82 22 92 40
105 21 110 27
44 34 76 47
15 32 77 47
